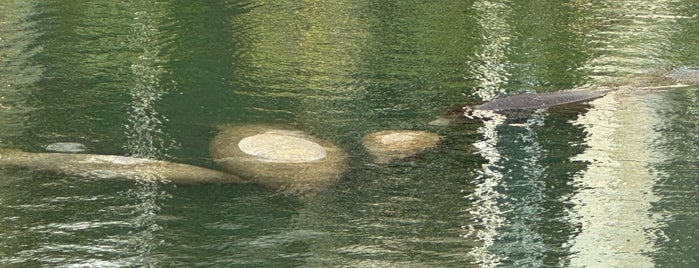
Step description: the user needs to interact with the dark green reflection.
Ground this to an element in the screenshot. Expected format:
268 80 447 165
0 0 698 267
650 88 699 267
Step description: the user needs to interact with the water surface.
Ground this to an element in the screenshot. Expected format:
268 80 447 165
0 0 698 267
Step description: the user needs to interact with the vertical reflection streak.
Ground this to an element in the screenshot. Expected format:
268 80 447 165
496 111 547 267
569 93 663 267
467 113 506 267
567 0 685 266
0 1 42 263
125 8 176 159
470 0 511 101
122 3 174 266
465 0 512 266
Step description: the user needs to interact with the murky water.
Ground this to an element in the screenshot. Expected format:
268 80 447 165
0 1 697 267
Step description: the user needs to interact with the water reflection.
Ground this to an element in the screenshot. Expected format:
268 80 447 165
122 2 175 267
580 0 693 79
0 1 176 266
650 88 699 267
0 0 42 145
567 1 694 267
465 0 515 266
231 0 368 134
469 0 512 102
492 112 550 267
125 6 177 159
467 111 506 267
569 93 662 267
0 0 698 267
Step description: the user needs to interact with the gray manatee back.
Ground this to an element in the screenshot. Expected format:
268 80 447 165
473 68 699 112
473 88 613 111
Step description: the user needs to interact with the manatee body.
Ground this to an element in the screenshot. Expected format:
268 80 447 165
210 125 348 194
429 68 699 125
0 149 244 184
362 130 442 164
473 68 699 112
472 88 613 111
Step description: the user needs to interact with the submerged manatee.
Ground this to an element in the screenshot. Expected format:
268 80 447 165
0 149 245 184
426 88 616 126
210 125 348 194
362 130 443 164
474 68 699 112
472 88 613 111
431 68 699 125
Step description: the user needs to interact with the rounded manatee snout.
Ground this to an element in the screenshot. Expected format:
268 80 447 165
210 125 348 194
362 130 442 164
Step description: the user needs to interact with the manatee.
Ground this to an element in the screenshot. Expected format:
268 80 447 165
473 68 699 112
362 130 443 164
210 125 348 194
430 68 699 125
427 87 616 126
472 88 613 111
0 149 245 184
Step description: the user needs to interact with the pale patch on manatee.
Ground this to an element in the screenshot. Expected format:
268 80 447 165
238 131 327 163
45 142 87 153
210 124 348 195
379 132 418 144
79 154 158 165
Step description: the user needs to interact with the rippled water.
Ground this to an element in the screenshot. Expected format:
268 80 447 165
0 1 698 267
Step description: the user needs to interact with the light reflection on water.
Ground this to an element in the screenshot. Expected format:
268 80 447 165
0 0 697 267
0 0 42 144
463 0 699 267
467 111 506 267
122 2 175 267
569 92 663 267
581 0 695 79
566 1 695 267
649 88 699 267
125 6 177 159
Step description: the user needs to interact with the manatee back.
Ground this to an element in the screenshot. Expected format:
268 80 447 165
473 88 612 111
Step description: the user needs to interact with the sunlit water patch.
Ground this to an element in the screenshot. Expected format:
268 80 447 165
0 0 698 267
569 92 663 267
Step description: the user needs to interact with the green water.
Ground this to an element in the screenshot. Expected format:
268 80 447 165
1 0 698 267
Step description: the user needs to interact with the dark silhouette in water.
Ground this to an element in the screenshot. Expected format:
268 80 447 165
475 68 699 112
472 88 614 111
429 68 699 125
